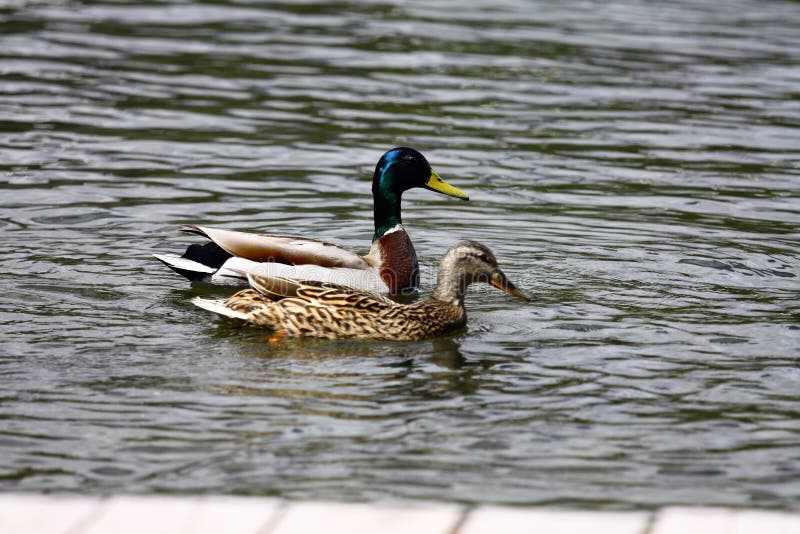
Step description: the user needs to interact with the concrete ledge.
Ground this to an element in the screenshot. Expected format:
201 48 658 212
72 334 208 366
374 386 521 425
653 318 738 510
1 494 799 534
460 507 649 534
651 506 800 534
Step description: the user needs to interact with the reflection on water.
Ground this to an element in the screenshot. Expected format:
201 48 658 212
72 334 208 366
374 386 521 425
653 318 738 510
1 0 799 510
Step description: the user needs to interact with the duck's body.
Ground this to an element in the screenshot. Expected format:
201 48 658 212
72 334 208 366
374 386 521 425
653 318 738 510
157 223 415 293
154 148 468 294
192 241 530 341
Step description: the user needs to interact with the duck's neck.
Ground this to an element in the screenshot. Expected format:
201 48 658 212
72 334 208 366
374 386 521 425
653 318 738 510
372 185 402 242
432 259 467 305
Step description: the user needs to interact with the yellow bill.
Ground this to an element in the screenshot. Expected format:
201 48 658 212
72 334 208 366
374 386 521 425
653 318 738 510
424 170 469 200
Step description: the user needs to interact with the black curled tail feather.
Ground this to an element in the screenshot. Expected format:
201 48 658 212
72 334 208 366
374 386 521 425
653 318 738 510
154 242 233 281
183 242 232 271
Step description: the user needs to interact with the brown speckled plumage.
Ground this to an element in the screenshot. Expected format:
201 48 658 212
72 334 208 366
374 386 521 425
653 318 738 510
192 241 530 341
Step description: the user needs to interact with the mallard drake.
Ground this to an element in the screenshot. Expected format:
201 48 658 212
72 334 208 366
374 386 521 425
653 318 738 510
192 241 530 341
154 147 468 294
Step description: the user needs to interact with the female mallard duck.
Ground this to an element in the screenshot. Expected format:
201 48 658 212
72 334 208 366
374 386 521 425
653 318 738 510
154 147 468 294
192 241 530 341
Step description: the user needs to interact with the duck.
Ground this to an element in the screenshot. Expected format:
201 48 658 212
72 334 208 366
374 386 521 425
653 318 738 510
154 147 469 294
192 241 531 341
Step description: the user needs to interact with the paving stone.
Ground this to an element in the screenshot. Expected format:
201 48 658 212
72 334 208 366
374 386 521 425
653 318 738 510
79 495 279 534
459 506 649 534
268 501 463 534
0 494 102 534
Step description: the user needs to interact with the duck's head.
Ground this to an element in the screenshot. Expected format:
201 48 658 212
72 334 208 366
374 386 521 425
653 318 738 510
372 147 469 200
371 147 468 240
433 240 531 304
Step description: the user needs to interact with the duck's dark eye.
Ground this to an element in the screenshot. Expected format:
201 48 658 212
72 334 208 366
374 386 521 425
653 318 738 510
463 252 491 264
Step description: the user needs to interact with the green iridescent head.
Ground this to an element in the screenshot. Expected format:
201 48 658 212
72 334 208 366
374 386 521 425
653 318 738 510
371 147 468 240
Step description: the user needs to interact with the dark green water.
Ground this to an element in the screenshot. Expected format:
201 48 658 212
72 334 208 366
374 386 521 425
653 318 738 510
1 0 799 509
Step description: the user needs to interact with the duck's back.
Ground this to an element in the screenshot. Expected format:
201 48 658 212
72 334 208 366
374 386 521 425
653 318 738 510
266 297 465 341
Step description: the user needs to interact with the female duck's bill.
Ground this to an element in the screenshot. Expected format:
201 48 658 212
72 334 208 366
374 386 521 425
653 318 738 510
154 147 468 294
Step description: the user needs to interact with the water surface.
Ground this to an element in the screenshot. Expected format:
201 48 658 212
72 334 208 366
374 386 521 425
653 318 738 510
1 0 799 509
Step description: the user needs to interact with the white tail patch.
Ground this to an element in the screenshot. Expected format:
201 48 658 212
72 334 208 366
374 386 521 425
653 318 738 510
191 297 250 320
153 254 215 274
